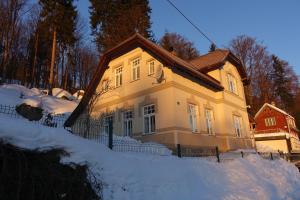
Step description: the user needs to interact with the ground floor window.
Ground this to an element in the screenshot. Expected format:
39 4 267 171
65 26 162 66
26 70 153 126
123 110 133 136
188 104 198 132
143 104 155 134
205 109 214 135
233 115 242 137
101 115 113 135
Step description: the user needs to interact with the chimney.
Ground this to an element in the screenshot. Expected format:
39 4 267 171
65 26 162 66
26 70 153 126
271 101 276 106
168 46 177 56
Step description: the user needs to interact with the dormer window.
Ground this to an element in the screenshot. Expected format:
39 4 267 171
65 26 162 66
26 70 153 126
227 74 238 94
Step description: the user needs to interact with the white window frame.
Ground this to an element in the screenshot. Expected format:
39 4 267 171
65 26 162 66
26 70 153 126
265 117 276 127
101 115 113 135
233 115 242 137
188 104 198 132
227 74 238 94
143 104 155 134
148 60 155 75
114 66 123 87
131 58 140 81
101 79 110 92
205 108 214 135
123 110 133 136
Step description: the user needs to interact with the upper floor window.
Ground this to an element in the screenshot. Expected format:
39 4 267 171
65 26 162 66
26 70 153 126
132 58 140 81
101 79 110 92
148 60 155 75
143 104 155 134
227 74 238 94
188 104 198 132
205 109 214 135
115 66 123 87
233 115 242 137
265 117 276 127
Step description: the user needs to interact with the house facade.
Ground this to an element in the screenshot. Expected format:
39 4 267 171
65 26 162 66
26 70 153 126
254 103 300 153
65 33 254 152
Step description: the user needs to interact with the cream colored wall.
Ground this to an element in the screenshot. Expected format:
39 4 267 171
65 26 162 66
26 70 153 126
256 140 289 153
73 47 253 150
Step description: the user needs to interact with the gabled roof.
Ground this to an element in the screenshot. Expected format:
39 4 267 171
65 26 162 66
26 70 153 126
64 33 224 127
254 103 294 119
190 49 248 84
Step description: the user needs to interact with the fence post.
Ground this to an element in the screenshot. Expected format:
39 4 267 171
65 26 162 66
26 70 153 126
270 152 273 160
177 144 181 158
241 151 244 158
216 146 220 163
108 120 113 150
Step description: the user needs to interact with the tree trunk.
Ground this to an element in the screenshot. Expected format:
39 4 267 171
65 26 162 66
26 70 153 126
32 32 39 87
49 28 57 94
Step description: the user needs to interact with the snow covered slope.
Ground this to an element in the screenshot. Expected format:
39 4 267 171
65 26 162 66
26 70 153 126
0 84 78 114
0 114 299 200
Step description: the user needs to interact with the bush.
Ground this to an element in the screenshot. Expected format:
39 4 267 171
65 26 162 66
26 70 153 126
16 103 43 121
0 142 102 200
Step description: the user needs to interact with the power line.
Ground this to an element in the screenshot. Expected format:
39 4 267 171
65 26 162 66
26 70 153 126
165 0 216 46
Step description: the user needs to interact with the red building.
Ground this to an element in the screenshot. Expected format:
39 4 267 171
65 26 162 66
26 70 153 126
254 103 300 153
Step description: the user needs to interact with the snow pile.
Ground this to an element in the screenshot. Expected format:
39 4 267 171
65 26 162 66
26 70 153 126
52 88 75 100
0 84 78 114
0 115 300 200
73 90 84 100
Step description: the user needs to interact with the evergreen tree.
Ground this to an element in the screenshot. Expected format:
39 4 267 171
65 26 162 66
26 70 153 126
271 55 294 110
39 0 77 91
90 0 153 53
159 31 199 60
209 43 216 52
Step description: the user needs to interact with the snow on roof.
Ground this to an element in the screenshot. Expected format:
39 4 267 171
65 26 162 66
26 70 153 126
255 103 293 119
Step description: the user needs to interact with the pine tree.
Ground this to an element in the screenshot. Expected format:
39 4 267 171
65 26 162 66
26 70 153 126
159 32 199 60
271 55 294 110
39 0 77 92
90 0 153 53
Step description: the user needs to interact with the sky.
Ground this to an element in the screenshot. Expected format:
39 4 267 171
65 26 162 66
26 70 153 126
76 0 300 75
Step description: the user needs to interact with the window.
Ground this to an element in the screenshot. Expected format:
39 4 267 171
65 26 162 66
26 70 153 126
123 110 133 136
188 104 198 132
265 117 276 127
115 66 123 87
132 58 140 81
101 79 110 92
205 109 214 135
148 60 155 75
101 115 113 135
143 104 155 134
227 74 237 94
233 115 242 137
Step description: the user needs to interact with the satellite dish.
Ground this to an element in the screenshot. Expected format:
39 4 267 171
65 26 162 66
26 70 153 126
155 64 164 83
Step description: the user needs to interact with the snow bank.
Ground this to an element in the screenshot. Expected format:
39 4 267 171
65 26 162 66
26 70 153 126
0 114 299 200
0 84 78 114
52 88 75 100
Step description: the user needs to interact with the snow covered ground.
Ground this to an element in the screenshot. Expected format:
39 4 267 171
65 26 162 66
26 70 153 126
1 84 300 199
0 84 78 114
0 114 300 200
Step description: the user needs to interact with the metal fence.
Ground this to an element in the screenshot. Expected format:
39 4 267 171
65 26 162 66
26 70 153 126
0 104 67 128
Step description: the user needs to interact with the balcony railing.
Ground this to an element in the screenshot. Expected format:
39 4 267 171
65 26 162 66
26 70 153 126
254 128 287 134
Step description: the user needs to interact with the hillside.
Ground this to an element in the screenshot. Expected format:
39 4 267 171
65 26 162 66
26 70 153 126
0 84 300 200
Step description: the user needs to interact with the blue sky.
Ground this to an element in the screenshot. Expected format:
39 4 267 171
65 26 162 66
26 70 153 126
77 0 300 75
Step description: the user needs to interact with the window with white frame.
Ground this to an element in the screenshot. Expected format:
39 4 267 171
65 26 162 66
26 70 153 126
227 74 238 94
188 104 198 132
205 109 214 135
132 58 140 81
101 79 110 92
233 115 242 137
101 115 113 135
115 66 123 87
148 60 155 75
265 117 276 127
143 104 155 134
123 110 133 136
